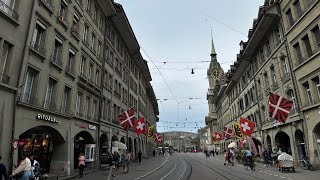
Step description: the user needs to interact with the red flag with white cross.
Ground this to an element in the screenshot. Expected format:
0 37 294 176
118 108 135 130
154 132 163 144
240 117 255 137
223 127 233 139
134 117 145 135
214 132 223 142
268 92 293 123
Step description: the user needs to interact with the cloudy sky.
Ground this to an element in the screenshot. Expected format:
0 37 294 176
116 0 265 133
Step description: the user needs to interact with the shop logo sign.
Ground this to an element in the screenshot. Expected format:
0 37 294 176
88 125 96 130
37 114 60 123
75 122 87 129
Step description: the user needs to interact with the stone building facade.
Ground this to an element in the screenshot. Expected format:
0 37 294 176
206 0 320 166
163 131 197 151
0 0 159 176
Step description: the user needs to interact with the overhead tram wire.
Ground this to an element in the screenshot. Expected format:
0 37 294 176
140 47 179 104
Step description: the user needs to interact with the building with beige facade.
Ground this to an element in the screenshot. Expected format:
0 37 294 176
206 0 320 166
0 0 159 176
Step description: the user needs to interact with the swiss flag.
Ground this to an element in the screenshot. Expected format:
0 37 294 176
240 117 255 137
214 132 223 142
268 92 293 123
154 133 163 144
118 108 135 130
223 127 233 139
134 117 145 135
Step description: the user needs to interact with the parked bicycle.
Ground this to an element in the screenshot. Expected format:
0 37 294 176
299 156 312 170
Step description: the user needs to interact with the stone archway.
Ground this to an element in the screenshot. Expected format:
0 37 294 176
120 137 125 144
134 138 138 156
128 137 133 153
275 131 291 155
73 131 95 168
313 123 320 165
111 135 118 142
295 129 304 144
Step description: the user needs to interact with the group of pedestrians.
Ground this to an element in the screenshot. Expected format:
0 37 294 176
0 154 41 180
204 149 219 158
105 150 142 180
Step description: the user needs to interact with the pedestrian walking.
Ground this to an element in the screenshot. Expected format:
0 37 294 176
0 156 8 180
78 153 85 177
124 151 131 173
211 150 215 157
215 149 218 156
162 148 165 156
113 152 120 173
153 150 156 157
138 150 142 165
107 153 116 180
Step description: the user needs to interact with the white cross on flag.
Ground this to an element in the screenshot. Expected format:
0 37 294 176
240 117 255 137
154 132 163 144
214 132 223 142
134 117 145 135
223 127 233 139
268 92 293 123
118 108 135 130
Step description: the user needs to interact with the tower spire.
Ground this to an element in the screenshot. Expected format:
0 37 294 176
211 29 217 56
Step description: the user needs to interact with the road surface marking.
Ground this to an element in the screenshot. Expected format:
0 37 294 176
160 164 177 180
178 157 187 180
135 155 170 180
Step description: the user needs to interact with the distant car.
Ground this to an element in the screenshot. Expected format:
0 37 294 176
192 150 200 153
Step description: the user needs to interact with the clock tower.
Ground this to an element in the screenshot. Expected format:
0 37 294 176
207 34 223 89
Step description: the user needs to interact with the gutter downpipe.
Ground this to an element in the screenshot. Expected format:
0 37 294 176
10 0 37 173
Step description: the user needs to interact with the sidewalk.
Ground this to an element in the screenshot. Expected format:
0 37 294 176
68 154 169 180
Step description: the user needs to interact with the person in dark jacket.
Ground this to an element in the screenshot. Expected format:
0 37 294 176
0 156 8 180
138 151 142 165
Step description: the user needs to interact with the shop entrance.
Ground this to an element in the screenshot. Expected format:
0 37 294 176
74 131 95 169
313 123 320 164
18 126 65 172
100 133 109 165
266 135 272 149
275 131 291 155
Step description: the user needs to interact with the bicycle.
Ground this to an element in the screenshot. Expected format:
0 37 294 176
299 156 313 170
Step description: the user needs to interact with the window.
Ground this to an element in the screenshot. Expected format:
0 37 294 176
44 78 56 109
293 0 302 18
88 63 93 80
0 0 17 19
99 15 104 30
281 58 289 75
86 0 91 11
58 2 68 25
311 26 320 49
266 41 271 56
286 9 294 27
302 35 313 58
293 43 303 64
260 49 265 62
0 42 11 84
303 82 313 105
95 69 100 85
66 50 75 75
85 96 90 117
264 72 270 90
91 33 96 50
97 41 102 58
72 13 80 34
31 21 46 53
76 92 82 115
93 6 97 22
275 26 282 45
106 100 111 120
270 66 277 84
92 100 97 119
312 76 320 99
83 24 89 43
108 74 113 90
61 86 71 113
22 69 35 103
52 37 63 66
80 56 86 75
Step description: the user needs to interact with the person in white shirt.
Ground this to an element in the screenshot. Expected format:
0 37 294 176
11 155 32 180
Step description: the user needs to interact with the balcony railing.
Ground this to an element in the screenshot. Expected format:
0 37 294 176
58 15 68 27
271 82 279 91
0 72 10 84
282 73 291 83
30 42 46 57
0 0 19 21
40 0 54 13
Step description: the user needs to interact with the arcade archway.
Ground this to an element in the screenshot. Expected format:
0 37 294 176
74 131 95 168
275 131 291 155
19 126 65 172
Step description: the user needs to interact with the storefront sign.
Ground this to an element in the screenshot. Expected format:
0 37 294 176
36 114 60 123
88 125 96 130
75 122 87 129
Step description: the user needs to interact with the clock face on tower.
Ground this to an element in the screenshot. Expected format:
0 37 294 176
212 69 222 78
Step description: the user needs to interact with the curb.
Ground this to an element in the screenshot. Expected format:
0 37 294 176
58 169 100 180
